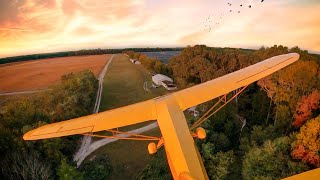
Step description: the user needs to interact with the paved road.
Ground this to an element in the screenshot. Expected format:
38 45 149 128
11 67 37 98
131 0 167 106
74 55 114 165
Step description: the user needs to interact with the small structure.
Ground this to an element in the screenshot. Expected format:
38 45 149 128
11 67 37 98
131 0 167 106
187 106 199 117
129 59 141 64
134 60 141 64
130 59 135 63
123 54 129 57
152 74 177 90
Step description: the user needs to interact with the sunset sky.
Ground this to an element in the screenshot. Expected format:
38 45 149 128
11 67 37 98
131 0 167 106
0 0 319 58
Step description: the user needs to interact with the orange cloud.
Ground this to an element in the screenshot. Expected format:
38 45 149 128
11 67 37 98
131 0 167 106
0 0 319 58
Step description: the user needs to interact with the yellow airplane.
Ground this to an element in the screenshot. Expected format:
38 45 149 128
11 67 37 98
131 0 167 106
23 53 319 179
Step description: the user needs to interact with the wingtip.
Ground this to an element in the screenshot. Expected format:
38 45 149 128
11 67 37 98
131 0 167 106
23 129 36 141
289 52 300 61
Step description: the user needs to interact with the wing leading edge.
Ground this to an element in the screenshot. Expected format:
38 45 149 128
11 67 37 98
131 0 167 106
174 53 299 110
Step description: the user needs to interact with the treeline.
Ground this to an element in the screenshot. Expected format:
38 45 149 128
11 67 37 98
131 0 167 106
0 70 111 179
0 48 183 65
139 45 320 179
123 50 173 76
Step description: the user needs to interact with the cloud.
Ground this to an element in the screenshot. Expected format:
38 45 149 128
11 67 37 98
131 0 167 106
0 0 320 58
178 31 209 45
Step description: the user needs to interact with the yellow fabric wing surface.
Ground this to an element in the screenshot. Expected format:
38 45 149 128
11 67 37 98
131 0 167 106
174 53 299 110
24 100 156 140
23 53 299 140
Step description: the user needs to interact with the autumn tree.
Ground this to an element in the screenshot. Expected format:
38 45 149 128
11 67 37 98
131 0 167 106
291 115 320 167
258 60 320 129
293 90 320 127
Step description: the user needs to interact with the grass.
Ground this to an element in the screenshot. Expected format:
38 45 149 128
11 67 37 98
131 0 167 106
87 128 161 180
100 54 167 111
86 54 169 179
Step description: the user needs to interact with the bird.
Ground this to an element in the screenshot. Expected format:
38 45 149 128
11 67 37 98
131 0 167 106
249 5 252 8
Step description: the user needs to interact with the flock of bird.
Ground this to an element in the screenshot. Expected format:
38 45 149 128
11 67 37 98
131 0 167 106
203 0 265 32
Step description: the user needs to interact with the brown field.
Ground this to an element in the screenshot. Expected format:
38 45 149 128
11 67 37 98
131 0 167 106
0 55 112 93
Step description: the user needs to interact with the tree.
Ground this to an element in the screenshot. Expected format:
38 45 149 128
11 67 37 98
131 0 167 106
293 90 320 127
138 149 171 180
292 115 320 167
81 155 112 180
242 136 309 179
0 70 98 179
57 158 83 180
41 70 98 122
258 60 320 129
2 152 52 180
205 151 235 180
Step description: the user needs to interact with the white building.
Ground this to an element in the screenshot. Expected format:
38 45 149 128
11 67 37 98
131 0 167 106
152 74 177 90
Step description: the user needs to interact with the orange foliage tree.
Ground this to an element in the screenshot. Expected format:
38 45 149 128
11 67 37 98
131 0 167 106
291 116 320 167
257 60 320 128
293 91 320 127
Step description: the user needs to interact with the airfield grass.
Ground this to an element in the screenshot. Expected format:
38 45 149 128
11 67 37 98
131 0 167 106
86 54 168 179
99 54 167 111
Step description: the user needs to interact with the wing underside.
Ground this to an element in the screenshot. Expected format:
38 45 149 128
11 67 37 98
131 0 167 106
23 100 156 140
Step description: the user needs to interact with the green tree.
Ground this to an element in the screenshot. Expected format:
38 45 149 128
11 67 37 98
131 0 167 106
138 149 172 180
242 136 309 179
57 158 83 180
81 155 112 180
205 151 235 180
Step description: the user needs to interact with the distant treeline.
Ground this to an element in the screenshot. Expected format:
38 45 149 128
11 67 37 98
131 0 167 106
0 48 183 65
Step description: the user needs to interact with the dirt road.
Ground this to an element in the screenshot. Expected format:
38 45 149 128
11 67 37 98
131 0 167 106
74 55 114 165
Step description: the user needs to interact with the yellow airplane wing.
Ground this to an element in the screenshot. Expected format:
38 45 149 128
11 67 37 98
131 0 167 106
24 53 299 141
283 168 320 180
23 99 156 140
174 53 299 110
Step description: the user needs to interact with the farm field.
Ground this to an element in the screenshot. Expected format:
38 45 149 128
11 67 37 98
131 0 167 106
141 51 181 63
90 54 169 179
0 55 111 93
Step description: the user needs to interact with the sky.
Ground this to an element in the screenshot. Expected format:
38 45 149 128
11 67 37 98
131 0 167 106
0 0 319 58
